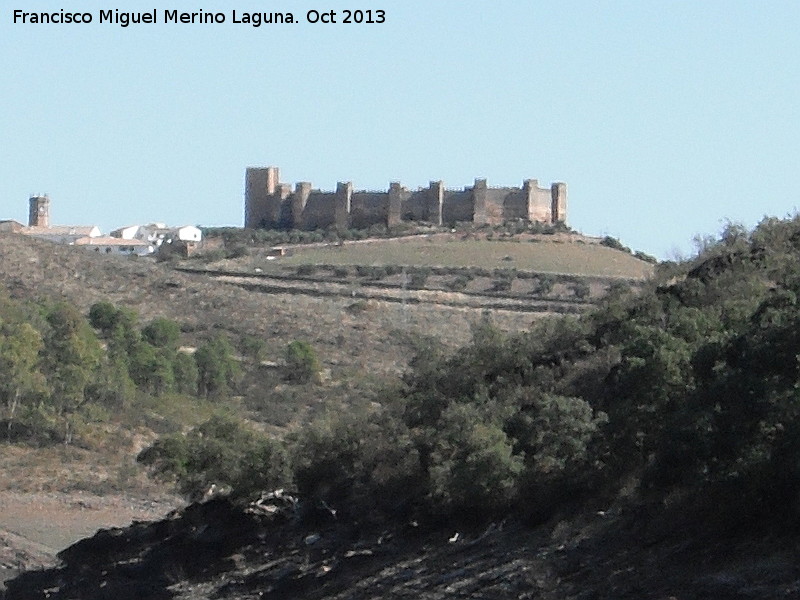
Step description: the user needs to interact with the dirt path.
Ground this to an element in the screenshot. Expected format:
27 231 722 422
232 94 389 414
0 491 180 587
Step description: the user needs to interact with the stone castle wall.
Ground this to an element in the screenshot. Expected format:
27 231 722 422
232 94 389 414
244 167 566 230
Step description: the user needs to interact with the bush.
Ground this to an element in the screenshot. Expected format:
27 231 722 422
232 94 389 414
356 265 387 280
409 268 430 288
142 318 181 349
290 407 422 517
173 352 199 396
571 281 591 299
491 277 513 292
227 244 250 259
634 250 658 264
284 340 321 384
296 264 317 277
88 302 121 333
531 274 555 296
447 275 472 292
600 236 631 253
195 335 240 397
138 415 291 500
239 334 268 363
428 404 523 516
490 269 516 292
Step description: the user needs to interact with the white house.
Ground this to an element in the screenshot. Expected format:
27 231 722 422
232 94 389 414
172 225 202 242
109 225 141 240
110 223 202 246
74 236 153 256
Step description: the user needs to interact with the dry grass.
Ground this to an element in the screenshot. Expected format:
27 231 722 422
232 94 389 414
263 237 653 279
0 233 544 379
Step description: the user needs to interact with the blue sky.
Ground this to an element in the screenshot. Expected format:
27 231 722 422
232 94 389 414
2 1 799 258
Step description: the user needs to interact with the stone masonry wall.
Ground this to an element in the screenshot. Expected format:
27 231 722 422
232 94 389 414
244 167 566 230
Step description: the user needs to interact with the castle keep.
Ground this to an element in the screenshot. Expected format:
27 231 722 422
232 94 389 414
244 167 566 230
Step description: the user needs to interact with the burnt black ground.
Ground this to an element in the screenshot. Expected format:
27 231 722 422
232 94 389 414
4 495 800 600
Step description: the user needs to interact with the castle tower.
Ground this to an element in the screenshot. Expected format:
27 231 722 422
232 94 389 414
245 167 283 228
550 183 567 224
28 195 50 228
472 179 489 225
334 181 352 231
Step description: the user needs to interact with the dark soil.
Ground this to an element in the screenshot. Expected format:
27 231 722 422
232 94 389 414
4 495 800 600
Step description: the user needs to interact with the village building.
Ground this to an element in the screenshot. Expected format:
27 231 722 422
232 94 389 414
110 223 202 255
1 195 202 257
5 195 105 244
73 236 153 256
0 220 25 233
22 225 103 244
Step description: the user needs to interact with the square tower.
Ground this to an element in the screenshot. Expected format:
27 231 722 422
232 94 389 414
28 195 50 228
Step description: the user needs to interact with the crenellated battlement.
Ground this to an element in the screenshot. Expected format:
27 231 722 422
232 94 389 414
244 167 566 231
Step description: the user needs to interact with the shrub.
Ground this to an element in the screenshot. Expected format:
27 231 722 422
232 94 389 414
428 403 523 516
173 352 199 396
490 269 516 292
491 277 513 292
138 415 291 500
531 274 555 296
447 275 472 292
195 335 240 397
409 268 430 288
634 250 658 264
239 334 268 363
290 407 422 517
227 244 250 259
571 281 591 300
284 340 321 384
88 302 121 333
384 265 403 276
600 236 631 253
296 264 317 277
356 265 387 280
142 318 181 349
507 391 606 479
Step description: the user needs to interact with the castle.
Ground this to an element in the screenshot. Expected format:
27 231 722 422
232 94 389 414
244 167 566 230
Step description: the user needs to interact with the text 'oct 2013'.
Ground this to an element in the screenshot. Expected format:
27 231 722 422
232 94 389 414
10 8 387 27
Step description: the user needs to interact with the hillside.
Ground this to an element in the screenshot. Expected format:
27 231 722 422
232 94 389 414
0 230 650 580
0 233 527 377
7 216 800 598
0 228 669 596
0 232 652 376
182 232 653 315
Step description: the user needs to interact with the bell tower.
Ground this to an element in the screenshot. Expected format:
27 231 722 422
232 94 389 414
28 195 50 227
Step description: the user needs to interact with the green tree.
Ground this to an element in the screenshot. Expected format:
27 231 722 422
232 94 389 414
88 301 121 333
239 334 268 364
284 340 321 384
42 303 104 442
173 352 199 396
142 318 181 349
428 403 523 515
195 335 240 397
291 406 422 516
0 321 46 436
